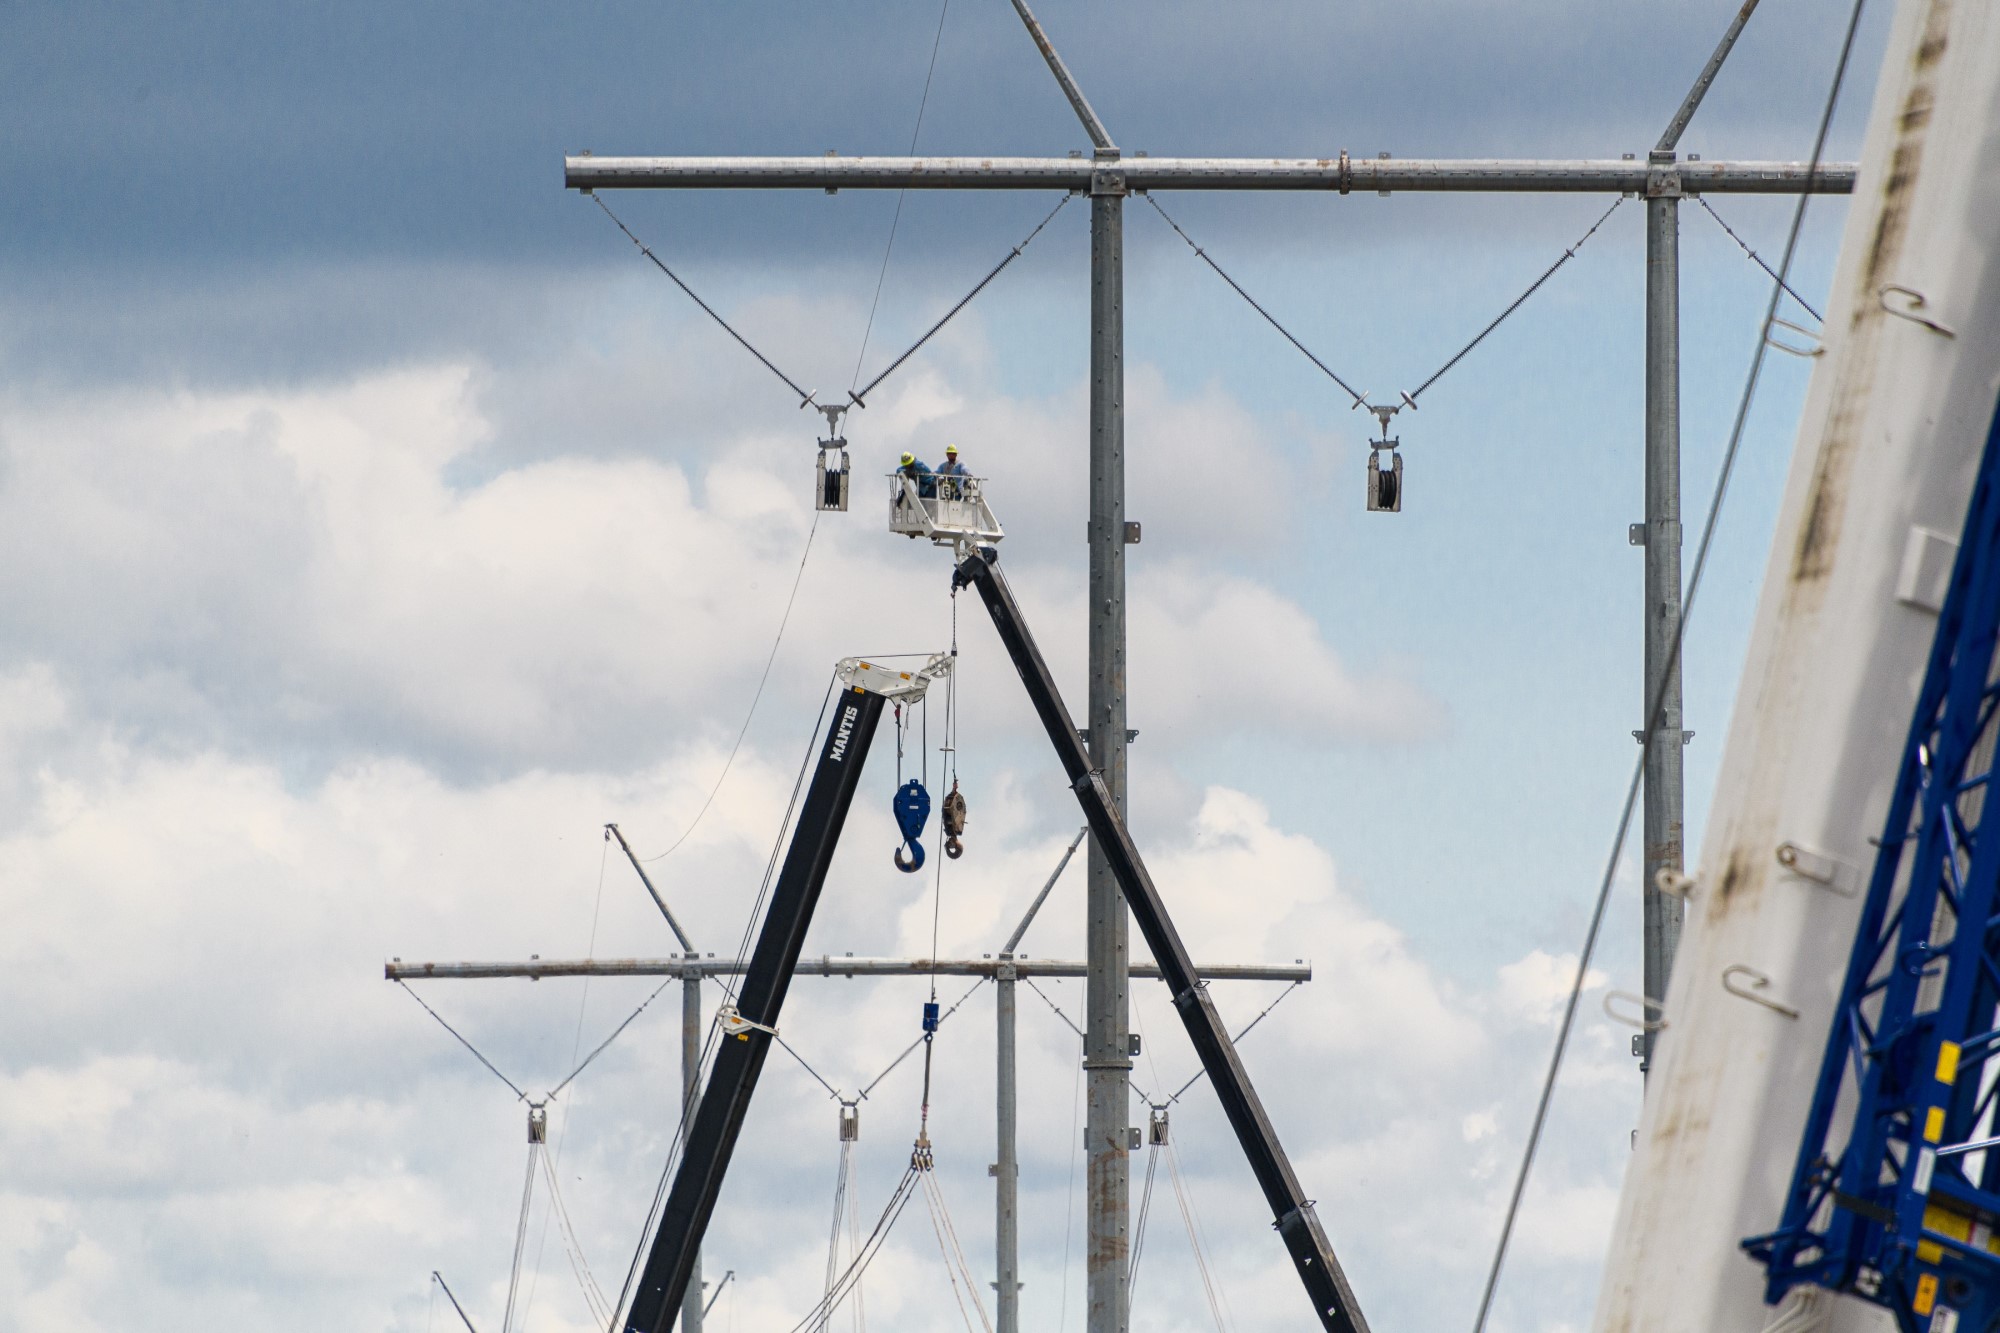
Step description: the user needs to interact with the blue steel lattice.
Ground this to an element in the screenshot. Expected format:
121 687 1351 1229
1746 392 2000 1333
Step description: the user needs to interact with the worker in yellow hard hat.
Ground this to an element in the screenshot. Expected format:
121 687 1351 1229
898 450 936 499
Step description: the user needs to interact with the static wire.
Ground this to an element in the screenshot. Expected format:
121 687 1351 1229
1469 0 1872 1328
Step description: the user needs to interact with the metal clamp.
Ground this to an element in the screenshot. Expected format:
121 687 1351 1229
1655 867 1697 899
1721 965 1799 1020
1604 990 1668 1031
1765 316 1824 358
1879 284 1955 339
1775 841 1859 897
717 1003 779 1041
1645 150 1681 199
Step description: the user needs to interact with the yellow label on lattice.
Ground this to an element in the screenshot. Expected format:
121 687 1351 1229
1916 1272 1939 1316
1939 1042 1962 1086
1927 1107 1947 1142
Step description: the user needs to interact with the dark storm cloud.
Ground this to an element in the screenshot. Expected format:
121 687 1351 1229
3 0 1881 272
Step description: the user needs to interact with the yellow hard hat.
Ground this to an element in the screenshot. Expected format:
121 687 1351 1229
945 444 959 455
900 451 915 466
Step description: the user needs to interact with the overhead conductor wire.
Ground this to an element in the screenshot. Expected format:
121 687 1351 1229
1469 2 1870 1329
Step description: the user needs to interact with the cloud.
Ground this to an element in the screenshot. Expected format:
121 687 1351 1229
0 344 1613 1331
0 345 1434 781
0 705 1631 1331
1496 949 1610 1028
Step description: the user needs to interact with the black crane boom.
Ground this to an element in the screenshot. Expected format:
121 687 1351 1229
623 683 888 1333
953 550 1370 1333
617 554 1365 1333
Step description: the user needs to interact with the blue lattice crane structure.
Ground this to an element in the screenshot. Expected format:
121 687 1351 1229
1746 394 2000 1332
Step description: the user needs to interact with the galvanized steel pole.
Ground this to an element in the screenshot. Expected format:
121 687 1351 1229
995 953 1022 1333
1085 148 1131 1333
1640 165 1686 1078
681 968 705 1333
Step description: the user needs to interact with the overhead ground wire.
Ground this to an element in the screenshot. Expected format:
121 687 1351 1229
1469 2 1871 1328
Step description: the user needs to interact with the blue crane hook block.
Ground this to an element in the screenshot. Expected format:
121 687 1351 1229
893 779 930 873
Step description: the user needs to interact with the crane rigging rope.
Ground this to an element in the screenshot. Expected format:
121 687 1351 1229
1468 0 1871 1328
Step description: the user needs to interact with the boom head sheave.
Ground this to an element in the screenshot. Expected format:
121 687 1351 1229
836 652 954 703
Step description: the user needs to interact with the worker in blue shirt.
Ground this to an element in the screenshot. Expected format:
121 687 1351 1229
934 443 969 498
898 451 937 499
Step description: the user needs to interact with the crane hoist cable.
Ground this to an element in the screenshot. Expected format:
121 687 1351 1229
1469 0 1869 1327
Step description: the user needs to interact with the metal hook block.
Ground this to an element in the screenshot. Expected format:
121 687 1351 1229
1721 964 1799 1020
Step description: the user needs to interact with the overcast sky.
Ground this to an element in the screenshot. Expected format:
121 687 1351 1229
0 3 1894 1331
